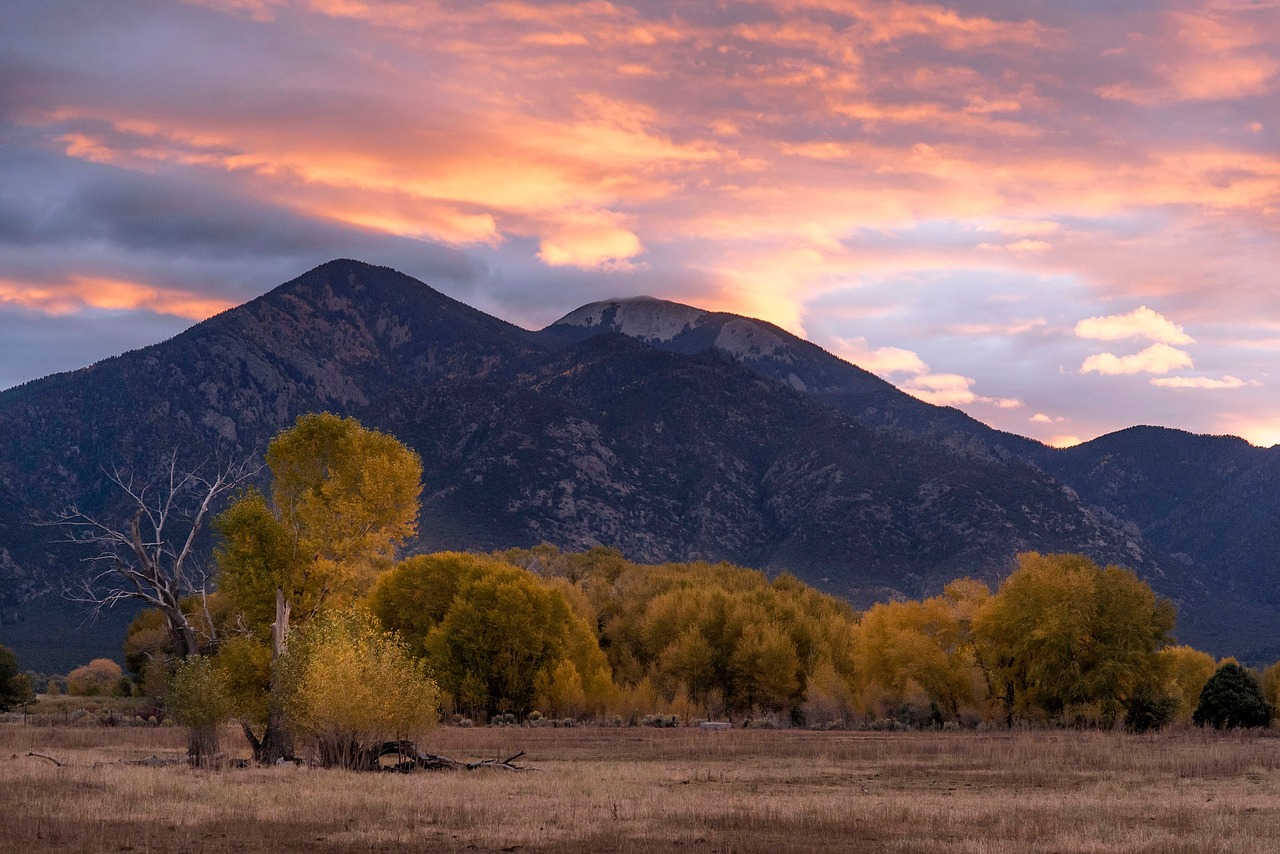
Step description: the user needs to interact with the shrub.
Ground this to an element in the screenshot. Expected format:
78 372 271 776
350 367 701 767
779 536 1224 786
66 659 125 696
281 608 439 770
1193 663 1273 730
168 655 233 763
1124 682 1179 733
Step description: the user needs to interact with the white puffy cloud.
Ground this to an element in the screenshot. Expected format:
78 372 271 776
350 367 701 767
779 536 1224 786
1074 306 1193 345
1081 343 1194 375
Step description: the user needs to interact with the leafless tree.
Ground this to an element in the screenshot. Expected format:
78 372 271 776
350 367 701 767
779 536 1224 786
55 449 261 661
51 449 261 766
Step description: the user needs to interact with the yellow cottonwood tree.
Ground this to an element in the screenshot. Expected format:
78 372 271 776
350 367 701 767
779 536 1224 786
370 552 611 718
1158 645 1218 722
216 413 423 762
973 552 1175 725
853 585 986 724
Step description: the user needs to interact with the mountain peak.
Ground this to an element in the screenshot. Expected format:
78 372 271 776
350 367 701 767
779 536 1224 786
551 296 709 344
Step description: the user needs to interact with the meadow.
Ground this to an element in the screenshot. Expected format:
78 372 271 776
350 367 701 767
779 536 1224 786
3 724 1280 853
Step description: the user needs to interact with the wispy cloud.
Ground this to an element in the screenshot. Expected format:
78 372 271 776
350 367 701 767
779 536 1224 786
1150 375 1258 390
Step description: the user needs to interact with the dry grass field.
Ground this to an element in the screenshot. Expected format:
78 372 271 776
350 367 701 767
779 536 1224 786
3 724 1280 853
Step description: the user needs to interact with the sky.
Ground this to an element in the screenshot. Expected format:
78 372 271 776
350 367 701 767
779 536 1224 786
2 0 1279 447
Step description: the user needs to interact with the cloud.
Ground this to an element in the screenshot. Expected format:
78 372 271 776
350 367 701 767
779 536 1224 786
903 372 979 405
1 0 1280 446
1074 306 1194 345
901 372 1021 409
1081 343 1195 376
1096 7 1280 105
948 318 1046 336
536 210 644 269
1150 375 1258 390
1031 412 1065 424
0 275 234 319
830 336 928 375
979 238 1052 253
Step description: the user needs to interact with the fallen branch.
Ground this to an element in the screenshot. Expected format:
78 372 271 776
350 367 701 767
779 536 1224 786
90 755 188 769
373 743 539 772
25 752 63 766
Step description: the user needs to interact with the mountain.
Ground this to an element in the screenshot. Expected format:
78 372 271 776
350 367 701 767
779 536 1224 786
0 260 542 666
539 296 1274 657
0 260 1272 669
541 296 1043 457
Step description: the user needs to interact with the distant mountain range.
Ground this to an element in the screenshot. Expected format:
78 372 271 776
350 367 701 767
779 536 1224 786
0 260 1274 670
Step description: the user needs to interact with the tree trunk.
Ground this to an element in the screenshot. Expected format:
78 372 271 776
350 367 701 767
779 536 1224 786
188 724 220 767
258 587 295 764
164 610 214 764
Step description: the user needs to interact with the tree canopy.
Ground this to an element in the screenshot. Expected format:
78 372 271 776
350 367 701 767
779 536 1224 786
370 552 610 717
1193 662 1273 729
972 552 1176 725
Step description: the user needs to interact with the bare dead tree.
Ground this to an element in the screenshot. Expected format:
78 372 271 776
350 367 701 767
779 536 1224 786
53 449 261 660
50 449 260 766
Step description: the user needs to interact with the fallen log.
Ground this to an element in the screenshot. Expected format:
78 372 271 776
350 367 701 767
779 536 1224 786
372 742 538 772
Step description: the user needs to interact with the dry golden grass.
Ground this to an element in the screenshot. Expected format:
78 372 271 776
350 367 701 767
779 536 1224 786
3 724 1280 852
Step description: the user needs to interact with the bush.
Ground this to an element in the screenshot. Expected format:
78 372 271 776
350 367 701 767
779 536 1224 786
67 659 125 696
1193 663 1273 730
1124 682 1178 733
281 608 440 770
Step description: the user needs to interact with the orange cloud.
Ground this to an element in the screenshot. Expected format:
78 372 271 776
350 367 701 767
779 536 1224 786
0 277 234 320
901 372 1021 409
830 336 928 375
536 210 643 269
1098 7 1280 104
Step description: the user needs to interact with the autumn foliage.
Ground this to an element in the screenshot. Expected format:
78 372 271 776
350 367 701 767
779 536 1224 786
117 414 1271 749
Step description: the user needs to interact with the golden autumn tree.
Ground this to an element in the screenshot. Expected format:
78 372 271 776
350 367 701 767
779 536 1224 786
369 552 612 719
852 579 989 725
972 552 1175 726
216 413 423 762
66 658 126 696
1157 645 1219 722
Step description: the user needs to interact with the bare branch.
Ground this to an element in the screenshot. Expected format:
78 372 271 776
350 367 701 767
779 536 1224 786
49 449 263 658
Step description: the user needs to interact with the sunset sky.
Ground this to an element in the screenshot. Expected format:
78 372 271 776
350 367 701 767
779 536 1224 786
2 1 1279 447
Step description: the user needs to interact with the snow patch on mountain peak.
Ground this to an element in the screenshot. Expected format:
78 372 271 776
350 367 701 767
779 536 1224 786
555 296 706 343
